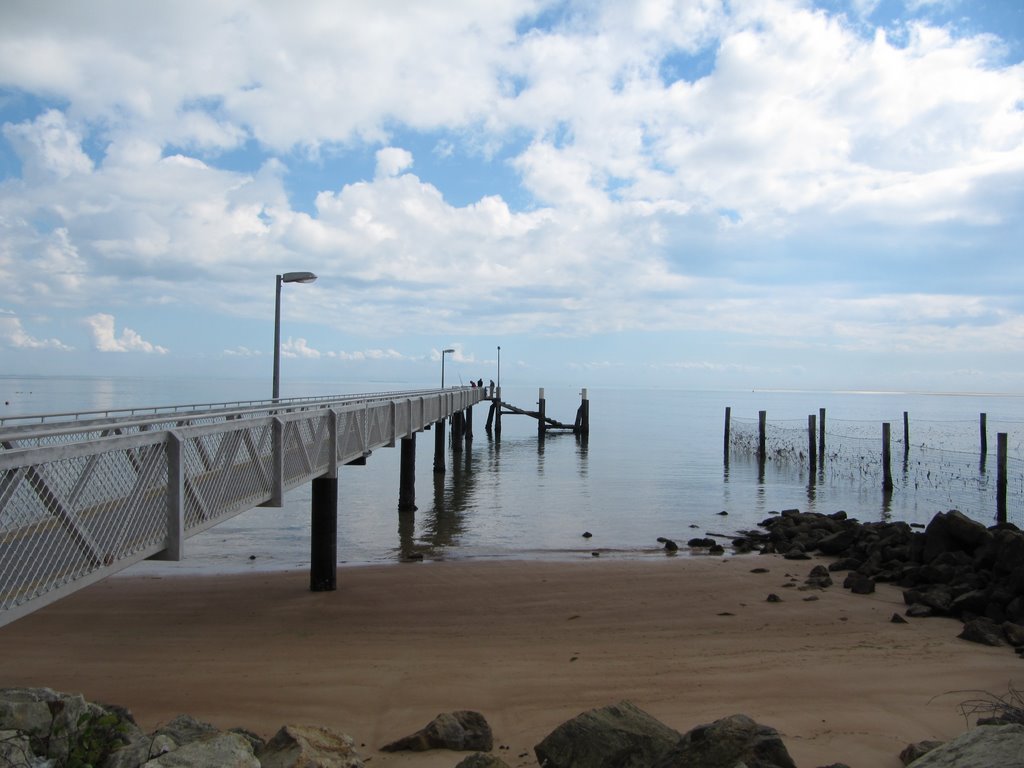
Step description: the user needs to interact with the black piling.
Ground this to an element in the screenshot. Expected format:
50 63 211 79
399 434 417 511
310 475 337 592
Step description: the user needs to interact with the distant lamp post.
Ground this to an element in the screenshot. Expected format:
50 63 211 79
273 271 318 400
497 345 501 390
441 348 455 388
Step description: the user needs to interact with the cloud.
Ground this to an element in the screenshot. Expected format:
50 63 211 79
375 147 413 178
84 313 168 353
223 346 262 357
0 313 73 350
2 109 92 181
281 336 320 359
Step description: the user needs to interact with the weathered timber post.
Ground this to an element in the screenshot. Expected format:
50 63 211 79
997 432 1008 524
808 414 817 474
903 411 910 456
758 411 767 461
574 388 590 436
495 387 502 436
882 422 894 493
464 405 473 446
723 406 731 463
311 476 337 591
980 413 988 455
399 434 417 511
537 387 546 438
452 411 464 455
433 418 446 473
818 407 826 464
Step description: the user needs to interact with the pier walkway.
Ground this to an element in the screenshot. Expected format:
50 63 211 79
0 387 482 627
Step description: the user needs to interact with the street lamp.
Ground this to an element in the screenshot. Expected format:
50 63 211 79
273 271 318 400
441 348 455 388
497 345 501 390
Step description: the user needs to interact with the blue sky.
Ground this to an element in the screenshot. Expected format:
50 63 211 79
1 0 1022 395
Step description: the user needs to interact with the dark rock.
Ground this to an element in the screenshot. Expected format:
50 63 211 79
816 529 858 556
958 617 1005 647
751 568 770 574
582 531 593 538
655 713 796 768
534 700 680 768
766 594 782 603
687 538 716 548
903 585 953 614
923 510 993 562
783 549 811 560
902 724 1024 767
146 732 260 767
899 739 944 765
805 565 833 589
1002 622 1024 646
843 573 875 594
906 604 934 618
829 557 862 572
891 613 909 624
663 539 679 552
381 711 493 753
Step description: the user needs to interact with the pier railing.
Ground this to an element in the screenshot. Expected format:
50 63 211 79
0 387 481 627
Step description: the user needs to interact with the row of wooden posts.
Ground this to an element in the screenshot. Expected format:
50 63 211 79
723 408 1012 524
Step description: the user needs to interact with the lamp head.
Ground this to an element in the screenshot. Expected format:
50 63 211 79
281 271 318 284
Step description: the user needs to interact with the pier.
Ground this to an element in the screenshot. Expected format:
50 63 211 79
485 387 590 438
0 387 483 627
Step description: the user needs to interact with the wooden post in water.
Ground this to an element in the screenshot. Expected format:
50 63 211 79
758 411 767 461
818 407 825 464
398 434 417 511
997 432 1008 524
574 388 590 436
882 422 894 493
310 475 338 591
723 407 731 462
495 387 502 436
808 414 817 474
464 406 473 447
903 411 910 456
980 413 988 455
537 387 546 438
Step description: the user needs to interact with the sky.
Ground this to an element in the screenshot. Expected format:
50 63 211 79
1 0 1023 396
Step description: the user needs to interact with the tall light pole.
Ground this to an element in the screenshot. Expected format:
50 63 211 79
441 348 455 388
497 345 501 390
273 271 318 400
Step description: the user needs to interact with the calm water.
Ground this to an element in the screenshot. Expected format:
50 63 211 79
3 375 1023 574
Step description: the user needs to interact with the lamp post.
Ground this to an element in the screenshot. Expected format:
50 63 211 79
273 271 318 400
497 345 501 390
441 348 455 388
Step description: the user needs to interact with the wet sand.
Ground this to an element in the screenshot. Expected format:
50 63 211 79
0 556 1014 767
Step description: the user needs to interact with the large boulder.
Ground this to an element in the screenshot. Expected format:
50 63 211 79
257 724 364 768
534 701 680 768
922 511 992 562
142 731 259 767
905 724 1024 767
655 713 797 768
381 710 493 752
0 687 141 766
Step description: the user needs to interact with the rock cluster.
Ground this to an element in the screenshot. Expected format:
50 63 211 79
741 508 1024 650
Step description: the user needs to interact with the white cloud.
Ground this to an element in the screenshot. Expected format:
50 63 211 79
281 337 320 359
2 109 92 181
375 147 413 178
84 313 168 354
0 313 73 351
223 346 262 357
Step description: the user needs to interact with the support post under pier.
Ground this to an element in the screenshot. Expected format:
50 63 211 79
310 475 337 592
538 388 546 438
399 434 417 511
452 411 464 455
433 418 446 473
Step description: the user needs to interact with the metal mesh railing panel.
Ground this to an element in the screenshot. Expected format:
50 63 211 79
0 440 168 611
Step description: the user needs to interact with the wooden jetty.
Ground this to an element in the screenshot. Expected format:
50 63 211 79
485 387 590 437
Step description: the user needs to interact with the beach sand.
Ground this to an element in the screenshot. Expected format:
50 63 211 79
0 556 1015 768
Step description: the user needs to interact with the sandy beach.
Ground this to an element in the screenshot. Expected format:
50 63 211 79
0 555 1015 767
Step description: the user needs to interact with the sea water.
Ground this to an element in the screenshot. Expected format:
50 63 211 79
2 375 1022 574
